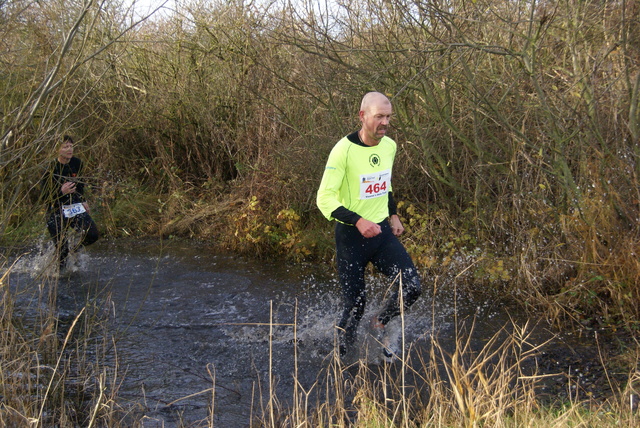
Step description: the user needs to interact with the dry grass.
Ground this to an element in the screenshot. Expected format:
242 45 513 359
246 305 640 428
2 258 640 427
1 0 640 426
0 260 131 427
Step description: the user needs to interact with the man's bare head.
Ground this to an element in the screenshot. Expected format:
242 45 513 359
358 92 392 146
360 92 391 114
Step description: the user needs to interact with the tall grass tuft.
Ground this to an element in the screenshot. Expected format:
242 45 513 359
0 262 130 427
215 297 640 427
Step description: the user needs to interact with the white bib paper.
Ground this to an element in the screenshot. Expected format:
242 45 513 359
62 203 86 218
359 169 390 200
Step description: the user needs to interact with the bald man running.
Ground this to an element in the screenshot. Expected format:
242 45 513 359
317 92 422 360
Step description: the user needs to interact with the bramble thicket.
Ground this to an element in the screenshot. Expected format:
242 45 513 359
2 0 640 328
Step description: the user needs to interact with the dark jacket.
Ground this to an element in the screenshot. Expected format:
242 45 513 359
40 157 86 212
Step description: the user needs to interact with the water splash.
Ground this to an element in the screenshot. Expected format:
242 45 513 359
9 233 92 278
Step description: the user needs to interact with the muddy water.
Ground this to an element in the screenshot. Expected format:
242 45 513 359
8 238 548 427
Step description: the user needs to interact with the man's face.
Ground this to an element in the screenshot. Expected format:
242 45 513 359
360 100 392 144
59 141 73 160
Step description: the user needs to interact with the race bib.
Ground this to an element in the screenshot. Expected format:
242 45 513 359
62 203 86 218
359 170 390 200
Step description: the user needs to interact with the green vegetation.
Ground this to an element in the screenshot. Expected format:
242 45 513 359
2 0 640 426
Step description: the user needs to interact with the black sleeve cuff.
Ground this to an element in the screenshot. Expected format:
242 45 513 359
388 191 397 216
330 206 362 226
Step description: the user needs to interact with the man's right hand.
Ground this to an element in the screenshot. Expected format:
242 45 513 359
356 218 381 238
61 181 77 195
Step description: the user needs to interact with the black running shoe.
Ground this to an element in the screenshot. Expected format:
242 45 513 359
382 346 394 363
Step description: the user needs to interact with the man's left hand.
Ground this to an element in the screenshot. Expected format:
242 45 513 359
389 215 404 236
